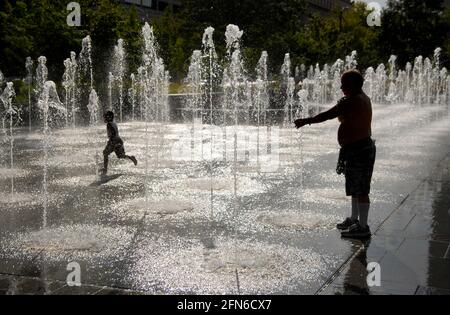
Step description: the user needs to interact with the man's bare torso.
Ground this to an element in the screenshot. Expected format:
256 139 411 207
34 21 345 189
337 92 372 147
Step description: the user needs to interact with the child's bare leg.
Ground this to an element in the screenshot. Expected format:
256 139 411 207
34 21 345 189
103 145 113 174
103 153 109 172
118 153 137 166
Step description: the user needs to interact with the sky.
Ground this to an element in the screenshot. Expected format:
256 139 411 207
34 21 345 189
352 0 388 8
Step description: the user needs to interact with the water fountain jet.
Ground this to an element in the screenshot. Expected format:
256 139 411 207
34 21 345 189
80 35 94 90
112 39 126 121
37 81 67 228
1 82 18 199
25 58 34 130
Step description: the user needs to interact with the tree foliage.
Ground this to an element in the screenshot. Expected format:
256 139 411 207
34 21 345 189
380 0 449 65
292 3 381 70
0 0 143 81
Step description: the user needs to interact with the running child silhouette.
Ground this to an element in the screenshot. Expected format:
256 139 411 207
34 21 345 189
101 111 137 175
295 70 376 239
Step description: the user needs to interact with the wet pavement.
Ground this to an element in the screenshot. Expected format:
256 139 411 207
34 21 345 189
0 103 449 295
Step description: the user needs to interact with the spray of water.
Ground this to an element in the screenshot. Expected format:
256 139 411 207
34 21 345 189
108 72 114 111
25 57 34 130
37 81 67 228
140 22 170 205
80 35 94 90
62 58 73 126
184 50 203 121
112 39 126 122
1 82 18 198
386 55 398 103
281 53 292 84
87 89 99 126
87 88 101 177
255 51 270 125
254 51 270 172
223 25 246 284
130 73 136 121
202 26 221 218
223 28 246 125
345 50 358 70
35 56 48 100
70 52 78 127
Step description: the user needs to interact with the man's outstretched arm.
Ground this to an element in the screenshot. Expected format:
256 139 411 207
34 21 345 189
295 105 341 129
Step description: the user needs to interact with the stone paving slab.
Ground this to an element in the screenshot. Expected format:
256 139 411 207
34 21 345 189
0 274 146 295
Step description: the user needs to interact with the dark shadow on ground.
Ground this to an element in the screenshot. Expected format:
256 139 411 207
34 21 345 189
89 174 123 187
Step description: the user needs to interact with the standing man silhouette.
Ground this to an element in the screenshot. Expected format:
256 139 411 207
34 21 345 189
295 70 376 239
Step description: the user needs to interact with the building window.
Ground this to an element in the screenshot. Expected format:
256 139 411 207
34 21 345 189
142 0 156 9
124 0 141 4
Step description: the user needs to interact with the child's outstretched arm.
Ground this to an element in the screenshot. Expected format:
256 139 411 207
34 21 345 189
295 105 341 129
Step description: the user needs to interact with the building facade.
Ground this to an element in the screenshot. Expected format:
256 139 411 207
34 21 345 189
306 0 353 15
120 0 353 20
120 0 181 20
